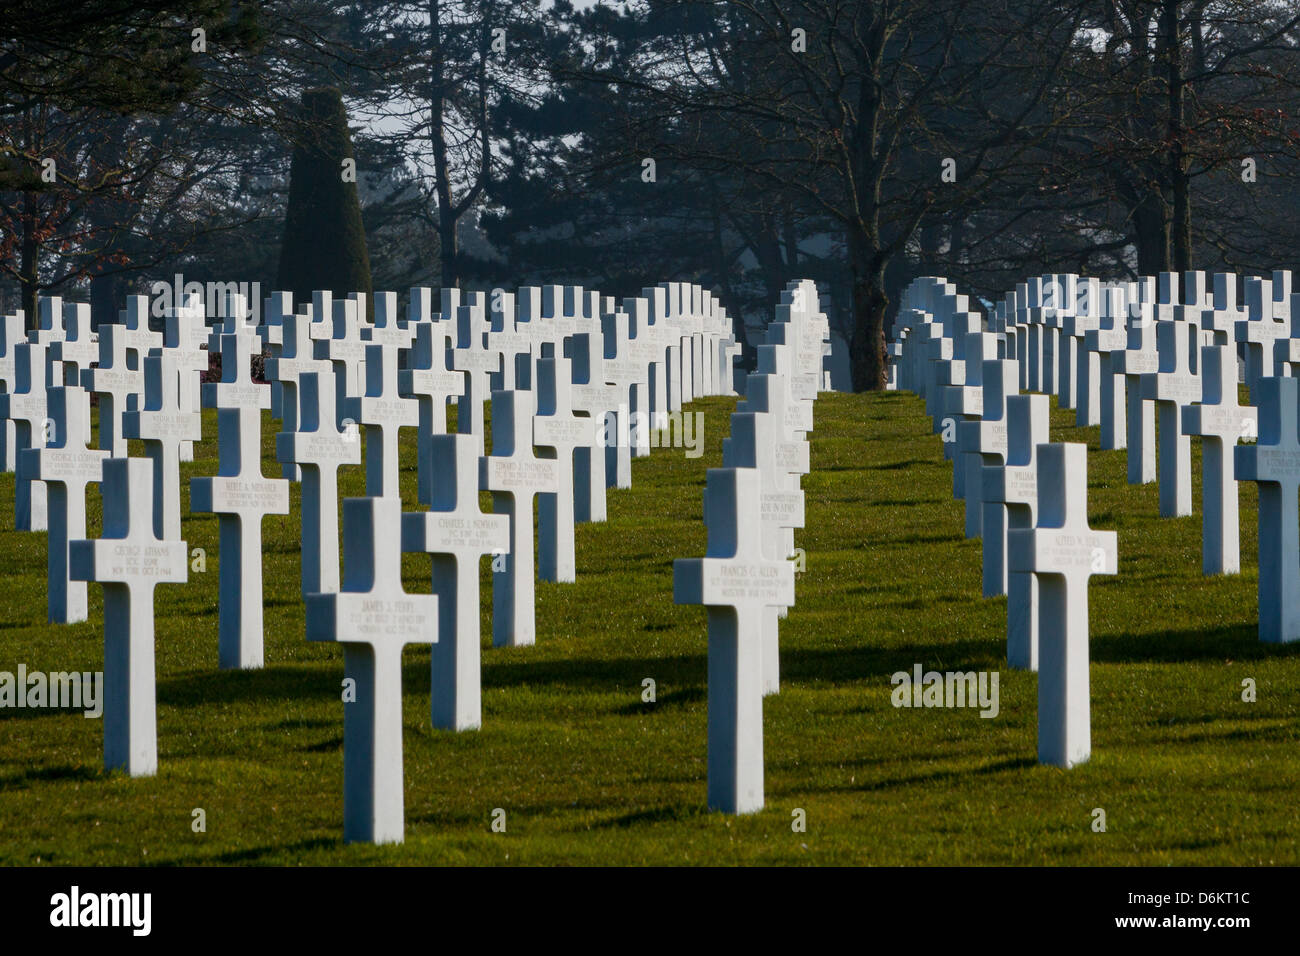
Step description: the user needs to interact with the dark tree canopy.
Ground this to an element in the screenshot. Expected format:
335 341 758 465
276 87 373 313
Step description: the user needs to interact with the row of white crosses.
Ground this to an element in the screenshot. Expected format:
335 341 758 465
896 270 1285 574
0 277 753 844
891 267 1300 758
674 279 826 814
281 281 754 842
892 276 1122 767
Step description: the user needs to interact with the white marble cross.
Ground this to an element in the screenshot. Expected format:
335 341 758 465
1140 319 1201 517
0 310 24 471
167 295 210 464
624 296 670 426
1235 375 1300 643
570 332 619 522
602 310 651 466
982 393 1050 661
451 298 497 453
314 298 368 428
402 433 509 731
1182 345 1256 576
947 333 1000 523
262 291 293 420
674 467 795 814
306 496 437 844
268 310 328 481
30 295 65 349
482 388 558 647
123 351 201 541
51 302 98 387
22 384 108 623
958 355 1016 548
726 400 805 696
348 342 418 498
485 297 533 394
1202 273 1243 347
1 341 54 530
1083 288 1129 444
534 355 591 583
81 324 142 457
1008 442 1117 768
119 295 162 368
277 369 361 596
1115 311 1159 484
1236 277 1287 397
366 292 416 352
69 457 188 776
400 319 464 504
737 373 810 561
190 332 290 669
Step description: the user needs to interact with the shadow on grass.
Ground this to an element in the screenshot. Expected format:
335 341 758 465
591 804 706 829
0 763 100 791
1091 625 1300 664
613 685 705 715
158 665 339 708
833 755 1039 792
194 836 338 865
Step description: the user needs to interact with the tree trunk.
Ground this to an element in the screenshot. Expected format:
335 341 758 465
20 191 39 330
848 226 888 392
430 0 458 289
1133 186 1171 276
1165 2 1192 272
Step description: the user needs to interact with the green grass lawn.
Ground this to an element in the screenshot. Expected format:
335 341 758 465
0 387 1297 865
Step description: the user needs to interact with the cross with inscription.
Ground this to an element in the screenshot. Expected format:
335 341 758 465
727 405 806 696
451 298 498 454
268 310 329 480
674 467 795 814
22 384 108 623
123 351 202 541
365 292 416 352
982 393 1050 664
313 298 368 427
402 434 509 731
1008 442 1117 767
1140 318 1201 517
601 310 651 467
30 296 64 351
482 388 558 647
190 331 290 668
52 302 98 387
400 319 464 504
306 496 437 844
1182 344 1256 576
168 294 210 464
70 457 188 776
0 310 24 471
1235 375 1300 643
277 369 361 595
119 295 162 369
1083 287 1129 442
347 342 418 498
1236 276 1287 397
1114 310 1159 485
534 355 593 583
0 341 54 530
81 324 142 458
570 331 618 521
